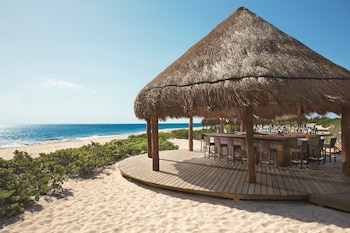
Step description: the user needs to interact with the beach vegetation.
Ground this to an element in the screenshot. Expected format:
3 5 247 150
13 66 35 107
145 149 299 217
307 116 341 143
0 157 35 218
0 132 179 218
0 151 64 218
158 128 215 140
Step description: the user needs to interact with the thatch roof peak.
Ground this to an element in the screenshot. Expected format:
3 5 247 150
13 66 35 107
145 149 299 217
134 6 350 120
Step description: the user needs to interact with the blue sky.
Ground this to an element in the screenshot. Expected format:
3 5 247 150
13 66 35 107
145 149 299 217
0 0 349 124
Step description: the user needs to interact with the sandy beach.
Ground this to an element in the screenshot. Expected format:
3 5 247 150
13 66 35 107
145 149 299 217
1 137 350 232
0 135 130 160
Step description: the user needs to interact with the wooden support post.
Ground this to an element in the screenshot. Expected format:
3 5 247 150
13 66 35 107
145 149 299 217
240 109 245 132
220 119 224 133
297 105 304 126
146 119 152 158
189 116 193 151
151 117 159 171
341 107 350 177
244 106 256 183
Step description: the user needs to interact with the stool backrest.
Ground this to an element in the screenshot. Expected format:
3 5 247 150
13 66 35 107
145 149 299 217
329 138 337 147
300 140 308 154
214 137 220 147
204 136 210 146
240 139 246 150
226 138 233 149
319 139 325 150
308 136 320 147
259 140 270 152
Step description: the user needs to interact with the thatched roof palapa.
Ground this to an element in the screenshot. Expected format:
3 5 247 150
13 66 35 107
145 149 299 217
134 6 350 180
135 7 350 120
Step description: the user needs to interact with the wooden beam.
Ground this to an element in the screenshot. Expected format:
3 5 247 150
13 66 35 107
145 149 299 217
244 106 256 183
151 117 159 171
341 107 350 177
146 119 152 158
188 116 193 151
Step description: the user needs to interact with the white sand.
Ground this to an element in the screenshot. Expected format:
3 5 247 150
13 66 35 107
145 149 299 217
1 137 350 232
0 135 130 160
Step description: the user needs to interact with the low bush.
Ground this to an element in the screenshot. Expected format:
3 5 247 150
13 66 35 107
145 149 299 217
159 128 215 140
0 132 181 218
307 116 340 128
0 151 67 218
0 128 215 218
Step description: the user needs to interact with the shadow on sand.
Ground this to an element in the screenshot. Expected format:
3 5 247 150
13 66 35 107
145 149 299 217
125 170 350 229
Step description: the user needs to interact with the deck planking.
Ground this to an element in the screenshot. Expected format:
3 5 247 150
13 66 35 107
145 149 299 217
118 150 350 212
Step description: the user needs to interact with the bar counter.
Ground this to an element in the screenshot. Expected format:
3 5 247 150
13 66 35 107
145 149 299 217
205 133 298 167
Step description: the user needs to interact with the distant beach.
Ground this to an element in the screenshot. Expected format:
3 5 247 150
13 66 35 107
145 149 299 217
0 123 201 148
0 123 201 160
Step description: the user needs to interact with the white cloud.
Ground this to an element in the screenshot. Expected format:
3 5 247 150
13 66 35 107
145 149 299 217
40 79 96 94
41 79 84 90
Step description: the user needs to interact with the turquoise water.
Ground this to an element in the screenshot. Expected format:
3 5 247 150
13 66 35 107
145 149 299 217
0 123 201 148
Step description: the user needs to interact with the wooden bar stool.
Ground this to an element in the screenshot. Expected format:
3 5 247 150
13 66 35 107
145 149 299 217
258 140 278 169
226 138 242 163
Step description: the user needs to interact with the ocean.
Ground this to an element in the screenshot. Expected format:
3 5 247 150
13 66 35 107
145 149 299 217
0 123 202 148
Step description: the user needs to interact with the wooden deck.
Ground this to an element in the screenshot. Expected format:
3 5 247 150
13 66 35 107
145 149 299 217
117 149 350 212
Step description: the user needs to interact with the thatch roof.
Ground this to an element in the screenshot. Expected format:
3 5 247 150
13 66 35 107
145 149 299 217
201 118 221 126
134 7 350 121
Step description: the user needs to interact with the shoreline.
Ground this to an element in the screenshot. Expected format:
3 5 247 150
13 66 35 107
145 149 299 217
0 127 202 160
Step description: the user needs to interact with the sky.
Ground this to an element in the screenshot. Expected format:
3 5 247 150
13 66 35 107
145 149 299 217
0 0 349 124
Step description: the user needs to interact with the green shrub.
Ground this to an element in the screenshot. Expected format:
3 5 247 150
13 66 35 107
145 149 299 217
0 151 67 219
307 116 340 128
0 129 205 218
169 129 189 139
159 128 215 140
0 159 34 218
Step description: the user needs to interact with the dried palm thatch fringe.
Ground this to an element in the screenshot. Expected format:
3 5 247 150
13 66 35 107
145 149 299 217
201 117 221 126
134 7 350 121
